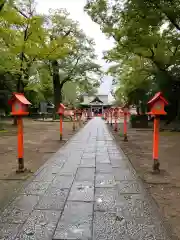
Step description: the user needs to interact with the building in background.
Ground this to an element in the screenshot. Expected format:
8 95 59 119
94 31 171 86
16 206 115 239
80 94 112 117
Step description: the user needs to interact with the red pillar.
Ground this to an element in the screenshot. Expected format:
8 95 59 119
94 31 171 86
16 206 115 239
60 114 63 140
73 110 76 131
153 116 160 172
17 117 25 172
124 113 128 141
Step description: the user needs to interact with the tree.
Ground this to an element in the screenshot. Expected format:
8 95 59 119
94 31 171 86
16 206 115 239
85 0 180 119
44 9 102 113
62 82 78 106
0 1 102 120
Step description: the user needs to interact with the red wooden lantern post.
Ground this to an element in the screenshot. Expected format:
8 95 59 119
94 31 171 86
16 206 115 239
122 105 130 141
104 109 108 122
104 109 108 121
147 92 168 173
8 93 31 173
86 109 88 122
73 108 76 131
110 108 113 126
106 109 109 124
57 103 65 141
114 107 119 132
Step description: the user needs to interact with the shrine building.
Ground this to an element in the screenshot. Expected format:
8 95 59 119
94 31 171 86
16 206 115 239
80 94 112 117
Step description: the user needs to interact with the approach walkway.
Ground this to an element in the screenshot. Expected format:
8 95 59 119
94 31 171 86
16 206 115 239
0 118 171 239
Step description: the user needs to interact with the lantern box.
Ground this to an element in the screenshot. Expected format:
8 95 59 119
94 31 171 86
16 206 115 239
147 92 168 115
76 109 82 116
109 108 113 114
122 105 130 115
8 93 31 116
113 107 119 116
57 103 65 115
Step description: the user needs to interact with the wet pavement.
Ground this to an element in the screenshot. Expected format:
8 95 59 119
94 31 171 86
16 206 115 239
0 118 171 239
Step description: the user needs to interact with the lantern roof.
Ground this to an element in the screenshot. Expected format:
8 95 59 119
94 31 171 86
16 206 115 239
8 93 31 105
148 92 168 106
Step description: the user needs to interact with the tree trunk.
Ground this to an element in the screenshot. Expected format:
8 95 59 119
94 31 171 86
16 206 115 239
140 102 146 114
52 60 62 120
0 0 6 12
136 105 140 115
175 98 180 121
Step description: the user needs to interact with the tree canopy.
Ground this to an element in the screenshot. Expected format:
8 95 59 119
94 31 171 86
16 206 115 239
0 0 102 114
85 0 180 119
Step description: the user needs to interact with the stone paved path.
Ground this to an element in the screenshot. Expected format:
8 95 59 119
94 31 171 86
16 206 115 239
0 118 171 240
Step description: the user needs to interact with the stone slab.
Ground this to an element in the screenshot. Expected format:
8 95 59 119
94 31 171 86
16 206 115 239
108 153 123 160
75 167 95 181
0 195 40 224
20 182 51 195
50 175 74 189
33 168 57 182
68 181 94 202
110 159 129 168
82 153 96 159
117 181 143 194
95 173 116 188
96 156 110 164
96 163 113 173
58 166 77 176
44 188 69 198
34 196 66 211
113 168 136 181
53 202 93 240
79 158 96 167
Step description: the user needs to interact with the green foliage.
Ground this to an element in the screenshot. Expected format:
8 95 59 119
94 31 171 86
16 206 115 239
62 82 78 106
85 0 180 118
129 114 137 124
0 0 101 112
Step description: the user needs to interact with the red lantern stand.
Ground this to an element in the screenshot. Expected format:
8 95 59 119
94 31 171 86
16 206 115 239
122 105 130 141
147 92 168 173
118 107 123 131
8 93 31 173
113 107 119 132
104 109 107 121
110 108 113 126
106 109 109 124
85 109 88 122
103 110 105 120
57 103 65 141
72 108 76 131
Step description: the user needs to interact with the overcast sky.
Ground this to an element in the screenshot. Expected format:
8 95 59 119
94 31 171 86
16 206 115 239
36 0 114 98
